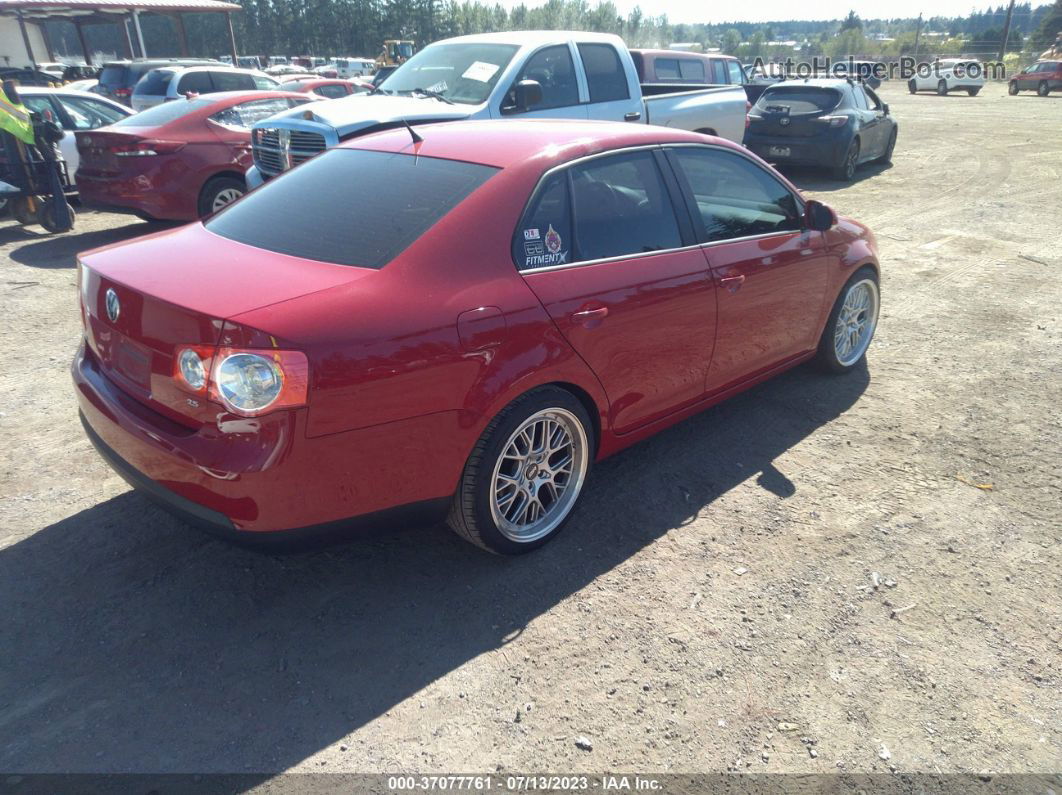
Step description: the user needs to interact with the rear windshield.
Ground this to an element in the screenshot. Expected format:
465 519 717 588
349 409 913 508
111 97 215 126
756 87 841 113
134 69 175 95
206 149 499 268
98 65 128 88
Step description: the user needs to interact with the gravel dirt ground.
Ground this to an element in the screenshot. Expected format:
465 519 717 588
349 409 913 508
0 82 1059 778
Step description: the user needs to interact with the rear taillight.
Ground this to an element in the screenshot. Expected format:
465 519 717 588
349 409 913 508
174 346 308 417
114 87 131 98
112 140 186 157
745 100 752 129
815 116 849 127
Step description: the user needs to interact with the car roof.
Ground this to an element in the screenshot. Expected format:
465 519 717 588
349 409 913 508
344 119 737 170
633 49 737 60
429 30 624 48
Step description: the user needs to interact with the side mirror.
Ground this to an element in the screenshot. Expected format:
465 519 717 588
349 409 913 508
882 103 890 115
805 199 836 232
503 79 543 114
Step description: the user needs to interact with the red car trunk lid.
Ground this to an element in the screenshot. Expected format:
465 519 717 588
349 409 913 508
79 223 367 425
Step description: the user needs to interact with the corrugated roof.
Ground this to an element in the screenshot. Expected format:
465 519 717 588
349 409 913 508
0 0 241 13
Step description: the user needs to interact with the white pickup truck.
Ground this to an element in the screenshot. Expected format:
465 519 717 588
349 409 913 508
246 31 748 186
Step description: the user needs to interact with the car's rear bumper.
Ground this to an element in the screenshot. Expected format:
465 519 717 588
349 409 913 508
73 343 459 544
745 133 847 167
77 171 195 221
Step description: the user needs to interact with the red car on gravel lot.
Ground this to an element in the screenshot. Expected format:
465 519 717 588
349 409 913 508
75 90 314 221
73 120 881 554
281 77 372 98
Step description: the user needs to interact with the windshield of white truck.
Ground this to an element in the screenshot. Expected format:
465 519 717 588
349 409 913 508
379 43 519 105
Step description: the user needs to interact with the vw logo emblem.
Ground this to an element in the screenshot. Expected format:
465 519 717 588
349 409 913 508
105 288 120 323
780 117 790 126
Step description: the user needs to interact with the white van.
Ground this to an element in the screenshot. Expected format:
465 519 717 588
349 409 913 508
332 57 376 78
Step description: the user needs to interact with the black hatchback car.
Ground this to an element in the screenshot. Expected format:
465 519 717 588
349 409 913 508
745 78 897 181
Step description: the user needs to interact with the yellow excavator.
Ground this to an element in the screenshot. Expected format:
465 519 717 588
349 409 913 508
378 40 415 68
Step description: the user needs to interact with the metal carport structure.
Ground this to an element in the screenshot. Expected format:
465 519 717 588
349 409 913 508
0 0 242 67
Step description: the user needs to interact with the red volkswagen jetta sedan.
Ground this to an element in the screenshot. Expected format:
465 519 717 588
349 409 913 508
73 120 880 554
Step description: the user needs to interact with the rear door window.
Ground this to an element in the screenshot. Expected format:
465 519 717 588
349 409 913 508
654 58 680 80
514 172 572 270
135 69 175 96
176 71 214 95
210 98 296 128
569 150 682 262
315 83 349 99
726 61 744 84
708 59 725 83
206 149 498 268
212 70 255 91
577 43 629 103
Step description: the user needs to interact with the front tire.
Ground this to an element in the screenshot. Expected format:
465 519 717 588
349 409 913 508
448 387 594 555
908 79 918 94
966 87 981 96
1008 81 1019 95
1037 81 1050 97
814 267 880 374
936 79 948 96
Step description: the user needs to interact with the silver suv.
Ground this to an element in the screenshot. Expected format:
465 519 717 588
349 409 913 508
132 66 280 111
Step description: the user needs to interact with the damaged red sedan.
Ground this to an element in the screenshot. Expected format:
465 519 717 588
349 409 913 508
73 120 880 554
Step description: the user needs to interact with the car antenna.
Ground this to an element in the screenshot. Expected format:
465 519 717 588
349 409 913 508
403 120 423 144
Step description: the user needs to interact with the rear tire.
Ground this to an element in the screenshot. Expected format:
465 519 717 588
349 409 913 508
1037 81 1050 97
966 87 980 96
907 79 917 94
197 176 245 218
447 386 594 555
833 139 860 181
814 266 880 374
1008 81 1019 95
936 79 948 96
37 197 75 233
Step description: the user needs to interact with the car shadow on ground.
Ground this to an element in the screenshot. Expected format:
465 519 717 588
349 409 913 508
4 216 177 269
0 361 868 773
783 161 892 193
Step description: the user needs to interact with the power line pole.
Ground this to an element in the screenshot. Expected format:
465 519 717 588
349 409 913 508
913 12 923 56
998 0 1016 61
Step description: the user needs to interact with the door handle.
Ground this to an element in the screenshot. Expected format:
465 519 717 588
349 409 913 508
571 306 609 326
720 274 746 292
624 111 642 122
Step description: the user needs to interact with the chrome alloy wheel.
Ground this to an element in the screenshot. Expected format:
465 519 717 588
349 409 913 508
833 278 879 367
489 408 589 543
212 187 244 212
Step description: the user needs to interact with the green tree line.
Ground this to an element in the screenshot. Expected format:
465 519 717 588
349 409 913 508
44 0 1060 64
